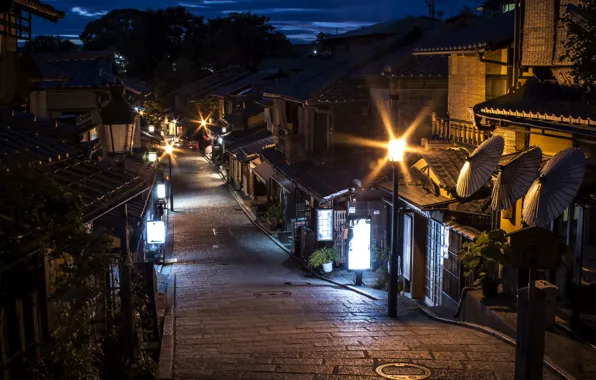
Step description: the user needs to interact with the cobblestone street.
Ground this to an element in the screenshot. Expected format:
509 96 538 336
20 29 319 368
169 153 560 380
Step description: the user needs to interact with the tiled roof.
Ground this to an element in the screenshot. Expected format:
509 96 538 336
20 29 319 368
0 125 83 164
47 160 150 222
474 79 596 128
211 70 280 97
260 146 287 166
316 79 370 103
380 182 453 209
264 34 412 103
327 16 433 40
0 107 81 140
420 148 469 190
414 12 514 54
445 220 482 240
380 55 448 77
101 157 158 220
228 129 273 156
288 151 386 200
170 69 249 99
14 0 65 21
29 51 116 89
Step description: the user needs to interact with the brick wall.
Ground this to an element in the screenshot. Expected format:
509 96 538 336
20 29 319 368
448 55 486 122
395 86 448 145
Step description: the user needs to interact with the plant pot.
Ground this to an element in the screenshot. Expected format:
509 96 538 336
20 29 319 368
322 262 333 273
481 279 499 298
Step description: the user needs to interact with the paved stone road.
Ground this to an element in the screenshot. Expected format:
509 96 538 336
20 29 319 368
170 153 560 380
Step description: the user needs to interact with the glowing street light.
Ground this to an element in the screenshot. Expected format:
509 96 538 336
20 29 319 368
387 137 406 318
147 151 157 162
201 119 207 127
165 145 173 155
148 125 155 133
388 138 406 163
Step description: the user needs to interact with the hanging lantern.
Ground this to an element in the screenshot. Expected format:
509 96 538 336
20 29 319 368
100 85 137 154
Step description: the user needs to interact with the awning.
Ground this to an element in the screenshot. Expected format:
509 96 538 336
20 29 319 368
253 161 274 182
272 172 295 193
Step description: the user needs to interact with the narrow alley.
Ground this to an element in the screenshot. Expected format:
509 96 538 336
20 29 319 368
168 153 559 380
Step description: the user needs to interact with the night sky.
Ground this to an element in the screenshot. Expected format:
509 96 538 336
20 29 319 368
36 0 478 43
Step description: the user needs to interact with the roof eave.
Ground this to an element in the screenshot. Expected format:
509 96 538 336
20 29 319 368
14 0 65 21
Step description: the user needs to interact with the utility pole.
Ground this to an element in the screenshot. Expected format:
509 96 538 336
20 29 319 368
424 0 435 26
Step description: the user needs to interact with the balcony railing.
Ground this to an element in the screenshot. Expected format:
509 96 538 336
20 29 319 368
432 113 490 147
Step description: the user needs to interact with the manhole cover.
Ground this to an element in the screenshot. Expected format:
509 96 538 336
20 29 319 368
284 281 312 286
253 291 292 298
375 363 431 380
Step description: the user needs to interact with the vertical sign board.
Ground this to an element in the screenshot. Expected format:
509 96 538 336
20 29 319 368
137 262 160 359
347 218 371 270
147 221 165 244
316 209 333 241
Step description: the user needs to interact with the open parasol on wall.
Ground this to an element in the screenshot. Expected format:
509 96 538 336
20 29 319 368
491 146 542 210
522 147 586 227
456 136 505 198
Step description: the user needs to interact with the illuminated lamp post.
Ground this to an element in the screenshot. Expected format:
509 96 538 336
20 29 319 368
388 138 406 318
165 144 174 211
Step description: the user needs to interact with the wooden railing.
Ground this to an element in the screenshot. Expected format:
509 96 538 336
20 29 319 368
431 113 490 147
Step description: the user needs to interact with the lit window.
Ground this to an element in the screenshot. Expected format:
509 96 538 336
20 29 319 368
502 3 515 13
317 209 333 241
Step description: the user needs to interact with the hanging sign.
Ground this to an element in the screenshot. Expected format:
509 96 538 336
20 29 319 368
147 221 165 244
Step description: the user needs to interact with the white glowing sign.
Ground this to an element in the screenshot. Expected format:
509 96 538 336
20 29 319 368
157 184 166 199
148 152 157 162
347 218 371 270
148 125 155 133
317 209 333 241
147 221 165 244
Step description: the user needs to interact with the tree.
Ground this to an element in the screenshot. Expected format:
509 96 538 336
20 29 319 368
24 36 79 53
0 162 156 379
565 0 596 104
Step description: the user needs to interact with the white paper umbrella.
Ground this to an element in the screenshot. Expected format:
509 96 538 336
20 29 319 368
456 136 505 198
491 146 542 210
522 147 586 227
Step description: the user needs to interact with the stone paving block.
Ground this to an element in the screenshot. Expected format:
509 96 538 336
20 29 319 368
274 365 334 375
463 361 515 372
428 369 499 379
242 373 315 380
322 358 375 366
312 375 378 380
466 351 515 361
366 350 433 359
413 359 465 369
431 351 468 360
334 365 378 376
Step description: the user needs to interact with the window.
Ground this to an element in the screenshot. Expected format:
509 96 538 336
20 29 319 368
316 209 333 241
502 3 515 13
426 220 447 306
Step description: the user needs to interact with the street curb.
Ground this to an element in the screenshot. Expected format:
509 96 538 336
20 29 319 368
157 272 176 380
418 306 575 380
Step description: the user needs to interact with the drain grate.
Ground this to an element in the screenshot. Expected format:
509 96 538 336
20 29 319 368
253 291 292 298
284 281 312 286
375 363 431 379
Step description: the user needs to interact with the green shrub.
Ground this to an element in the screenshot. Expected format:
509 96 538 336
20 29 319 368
308 247 337 268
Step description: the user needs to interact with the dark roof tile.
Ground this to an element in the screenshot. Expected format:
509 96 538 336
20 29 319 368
420 148 469 190
414 12 514 54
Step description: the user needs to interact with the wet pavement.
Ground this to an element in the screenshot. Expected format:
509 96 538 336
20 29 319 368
169 153 561 380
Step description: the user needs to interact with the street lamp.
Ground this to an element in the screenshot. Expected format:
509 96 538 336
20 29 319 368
388 138 405 318
147 151 157 163
165 144 174 211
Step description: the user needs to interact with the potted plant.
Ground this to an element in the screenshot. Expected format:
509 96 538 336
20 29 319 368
458 229 511 298
308 247 337 273
265 204 282 230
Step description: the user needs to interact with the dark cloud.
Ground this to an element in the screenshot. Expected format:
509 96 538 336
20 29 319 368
34 0 476 43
